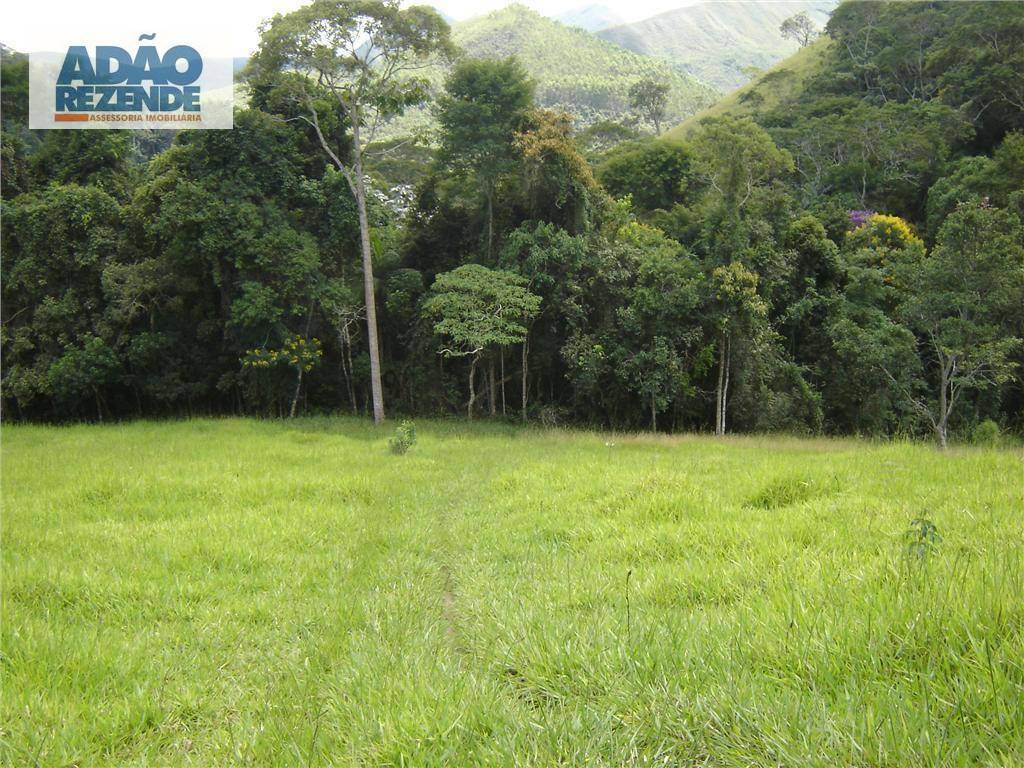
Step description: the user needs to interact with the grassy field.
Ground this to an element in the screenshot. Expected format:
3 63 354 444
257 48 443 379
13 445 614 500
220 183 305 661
2 418 1022 766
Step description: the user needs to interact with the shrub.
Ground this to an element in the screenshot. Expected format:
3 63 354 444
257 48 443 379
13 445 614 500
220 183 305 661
903 518 942 561
388 420 417 455
746 475 840 510
972 419 1001 447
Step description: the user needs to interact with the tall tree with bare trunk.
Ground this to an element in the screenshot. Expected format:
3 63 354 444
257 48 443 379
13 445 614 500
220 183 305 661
251 0 455 424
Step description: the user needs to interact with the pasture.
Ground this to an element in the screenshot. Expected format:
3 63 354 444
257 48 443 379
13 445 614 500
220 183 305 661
2 419 1021 766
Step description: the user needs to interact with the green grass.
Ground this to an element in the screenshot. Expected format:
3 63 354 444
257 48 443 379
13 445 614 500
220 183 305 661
3 418 1022 766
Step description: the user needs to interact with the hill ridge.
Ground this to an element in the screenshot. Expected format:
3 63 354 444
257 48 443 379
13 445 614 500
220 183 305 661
382 4 719 141
598 0 837 92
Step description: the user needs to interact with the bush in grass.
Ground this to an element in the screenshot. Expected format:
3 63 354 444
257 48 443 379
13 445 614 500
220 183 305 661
972 419 1001 447
904 517 942 561
747 476 816 510
388 420 417 455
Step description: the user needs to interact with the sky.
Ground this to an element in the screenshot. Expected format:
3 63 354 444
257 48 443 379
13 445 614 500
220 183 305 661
1 0 704 57
430 0 700 24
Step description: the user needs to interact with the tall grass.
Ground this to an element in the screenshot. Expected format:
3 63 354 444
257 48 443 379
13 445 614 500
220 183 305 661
2 418 1022 766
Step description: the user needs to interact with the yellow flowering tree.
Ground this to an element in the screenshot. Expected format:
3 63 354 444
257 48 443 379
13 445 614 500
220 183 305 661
845 213 926 310
847 213 922 252
242 336 323 418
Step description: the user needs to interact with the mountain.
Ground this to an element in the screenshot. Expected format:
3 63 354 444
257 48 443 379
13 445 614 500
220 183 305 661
665 0 1024 230
451 5 717 125
555 4 625 33
665 35 832 139
598 0 838 92
382 5 718 140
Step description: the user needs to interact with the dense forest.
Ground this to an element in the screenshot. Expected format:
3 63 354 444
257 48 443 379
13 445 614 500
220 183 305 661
2 0 1023 446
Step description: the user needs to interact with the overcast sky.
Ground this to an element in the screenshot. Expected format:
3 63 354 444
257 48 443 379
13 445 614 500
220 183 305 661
2 0 704 57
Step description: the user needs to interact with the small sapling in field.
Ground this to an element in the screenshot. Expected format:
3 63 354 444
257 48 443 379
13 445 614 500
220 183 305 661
388 420 417 455
904 517 943 561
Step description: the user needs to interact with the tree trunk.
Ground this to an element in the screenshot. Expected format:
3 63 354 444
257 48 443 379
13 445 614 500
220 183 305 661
936 353 952 449
650 392 657 432
346 331 358 415
521 336 529 422
338 325 358 416
467 355 479 420
500 351 506 417
860 154 868 206
722 335 731 435
715 332 731 435
351 118 385 425
486 186 495 262
290 367 303 418
715 333 725 436
488 357 497 417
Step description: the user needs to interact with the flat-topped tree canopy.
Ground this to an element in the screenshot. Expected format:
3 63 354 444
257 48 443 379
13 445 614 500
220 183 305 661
250 0 456 150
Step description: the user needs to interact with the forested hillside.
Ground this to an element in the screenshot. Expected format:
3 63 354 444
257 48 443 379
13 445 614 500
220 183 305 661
599 0 837 91
456 5 717 125
385 4 717 139
666 1 1024 223
667 36 833 138
2 0 1022 446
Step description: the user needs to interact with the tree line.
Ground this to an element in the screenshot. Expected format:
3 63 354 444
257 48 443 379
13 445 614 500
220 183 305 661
2 0 1022 446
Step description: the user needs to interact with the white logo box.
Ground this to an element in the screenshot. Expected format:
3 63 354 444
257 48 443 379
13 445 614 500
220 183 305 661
29 37 233 130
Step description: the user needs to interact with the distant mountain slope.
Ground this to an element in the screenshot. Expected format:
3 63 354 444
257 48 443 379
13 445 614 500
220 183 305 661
666 0 1024 228
665 36 833 139
452 5 717 125
556 4 625 32
598 0 837 92
381 5 718 141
